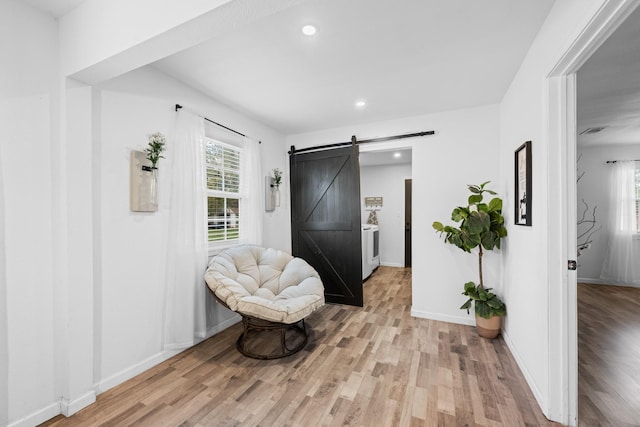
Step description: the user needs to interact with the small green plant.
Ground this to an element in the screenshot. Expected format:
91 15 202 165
273 168 282 186
432 181 507 319
145 132 166 169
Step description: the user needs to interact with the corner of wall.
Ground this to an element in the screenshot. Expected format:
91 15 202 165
60 391 96 417
501 328 546 416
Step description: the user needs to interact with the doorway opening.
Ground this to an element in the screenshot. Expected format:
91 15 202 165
546 1 639 425
575 5 640 425
359 147 413 278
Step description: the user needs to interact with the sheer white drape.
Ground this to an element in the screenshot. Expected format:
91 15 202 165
162 112 208 350
240 137 263 246
600 161 640 285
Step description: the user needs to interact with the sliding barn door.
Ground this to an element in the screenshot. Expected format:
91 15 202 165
290 145 363 307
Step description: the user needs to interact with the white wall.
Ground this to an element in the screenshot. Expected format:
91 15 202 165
360 163 411 267
0 89 8 427
0 1 60 425
94 65 288 389
288 104 501 325
0 83 9 425
577 145 640 285
1 3 292 419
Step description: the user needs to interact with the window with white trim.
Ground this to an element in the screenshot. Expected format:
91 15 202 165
205 138 242 243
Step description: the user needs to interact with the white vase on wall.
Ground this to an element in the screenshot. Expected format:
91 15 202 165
130 150 159 212
273 186 280 207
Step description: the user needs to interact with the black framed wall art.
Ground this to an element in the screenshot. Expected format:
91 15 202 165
514 141 532 226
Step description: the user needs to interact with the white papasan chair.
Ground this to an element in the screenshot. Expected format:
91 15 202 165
204 245 325 359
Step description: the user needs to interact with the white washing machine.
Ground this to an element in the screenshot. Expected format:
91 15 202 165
369 225 380 272
362 225 373 280
362 224 380 280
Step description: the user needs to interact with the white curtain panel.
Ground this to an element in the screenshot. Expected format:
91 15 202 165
240 137 263 246
162 112 208 350
600 161 640 285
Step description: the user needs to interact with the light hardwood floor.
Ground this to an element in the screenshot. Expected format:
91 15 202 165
42 267 558 426
578 283 640 427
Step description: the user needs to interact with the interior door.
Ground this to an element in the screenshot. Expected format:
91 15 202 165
290 145 363 307
405 179 412 267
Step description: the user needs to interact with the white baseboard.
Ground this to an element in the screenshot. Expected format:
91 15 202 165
380 262 404 268
578 277 640 288
576 277 606 285
8 401 60 427
61 391 96 417
94 349 183 394
202 314 241 340
501 329 546 415
96 315 241 394
410 308 475 326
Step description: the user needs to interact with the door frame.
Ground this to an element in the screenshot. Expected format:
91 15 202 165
404 178 412 268
546 1 638 424
359 140 414 269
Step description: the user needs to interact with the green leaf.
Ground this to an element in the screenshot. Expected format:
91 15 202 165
463 281 477 293
493 305 507 316
477 288 490 301
468 194 483 205
464 211 490 234
481 231 497 250
468 185 482 194
432 221 444 231
451 207 469 222
462 282 479 299
490 211 504 225
479 181 491 188
460 229 481 249
460 299 472 313
475 302 491 318
486 298 504 309
488 197 502 212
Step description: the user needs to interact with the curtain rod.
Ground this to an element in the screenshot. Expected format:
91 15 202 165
606 160 640 163
289 131 435 155
175 104 246 138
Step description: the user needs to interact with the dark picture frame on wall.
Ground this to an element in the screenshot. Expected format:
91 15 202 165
514 141 532 226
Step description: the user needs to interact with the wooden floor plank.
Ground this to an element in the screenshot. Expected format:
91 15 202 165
578 282 640 427
41 267 559 426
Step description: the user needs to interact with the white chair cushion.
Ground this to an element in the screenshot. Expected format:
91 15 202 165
204 245 324 324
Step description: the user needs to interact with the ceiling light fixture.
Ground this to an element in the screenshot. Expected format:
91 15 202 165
302 25 317 36
355 100 367 108
393 152 401 158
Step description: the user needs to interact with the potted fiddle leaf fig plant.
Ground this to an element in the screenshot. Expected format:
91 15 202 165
432 181 507 339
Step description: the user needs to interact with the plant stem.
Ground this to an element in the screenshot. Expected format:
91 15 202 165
478 245 484 289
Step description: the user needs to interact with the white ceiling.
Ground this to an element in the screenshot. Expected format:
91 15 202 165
577 5 640 147
19 0 84 17
154 0 555 135
21 0 556 135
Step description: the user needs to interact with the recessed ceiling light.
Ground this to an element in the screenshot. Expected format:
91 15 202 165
355 100 367 108
393 152 401 158
302 25 317 36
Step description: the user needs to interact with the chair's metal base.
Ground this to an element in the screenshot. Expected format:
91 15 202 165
236 316 308 360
